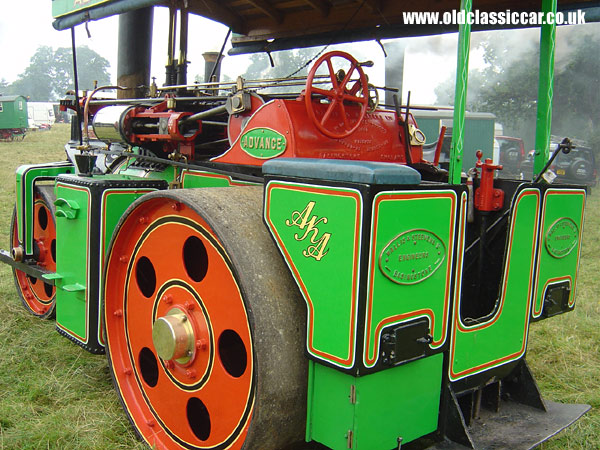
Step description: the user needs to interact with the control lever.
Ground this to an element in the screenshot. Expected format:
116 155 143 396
534 137 575 183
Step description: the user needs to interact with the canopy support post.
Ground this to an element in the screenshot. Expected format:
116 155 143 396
449 0 472 185
533 0 558 179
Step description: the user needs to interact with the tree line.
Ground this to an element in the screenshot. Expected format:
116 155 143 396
0 46 111 101
435 29 599 153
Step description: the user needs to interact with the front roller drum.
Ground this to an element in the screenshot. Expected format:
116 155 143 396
10 185 57 318
103 187 308 450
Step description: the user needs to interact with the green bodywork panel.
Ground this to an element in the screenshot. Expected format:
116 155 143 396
450 188 540 381
15 162 75 254
532 188 586 317
55 182 90 342
181 169 258 188
54 175 156 345
52 0 111 18
116 162 258 188
307 354 443 449
265 181 362 369
364 190 461 368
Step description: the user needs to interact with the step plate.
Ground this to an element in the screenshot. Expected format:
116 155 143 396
423 400 590 450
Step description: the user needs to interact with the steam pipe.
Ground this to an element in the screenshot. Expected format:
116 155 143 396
83 85 126 143
70 27 83 145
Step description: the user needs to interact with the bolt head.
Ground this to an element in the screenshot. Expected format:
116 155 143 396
113 309 123 318
119 255 128 264
185 301 195 311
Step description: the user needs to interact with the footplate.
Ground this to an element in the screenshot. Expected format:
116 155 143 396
428 400 590 449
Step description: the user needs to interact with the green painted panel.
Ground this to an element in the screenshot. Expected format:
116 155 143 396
15 162 75 254
181 169 258 188
307 362 355 450
101 189 152 256
265 181 362 368
307 355 443 449
450 189 540 381
55 183 90 343
365 190 460 368
52 0 112 18
532 189 586 317
354 354 443 448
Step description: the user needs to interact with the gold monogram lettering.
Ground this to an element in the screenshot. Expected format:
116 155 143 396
285 201 331 261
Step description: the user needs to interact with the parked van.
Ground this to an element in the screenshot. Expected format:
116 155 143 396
27 102 56 129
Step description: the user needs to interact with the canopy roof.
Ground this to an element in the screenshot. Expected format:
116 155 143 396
0 95 27 102
53 0 600 53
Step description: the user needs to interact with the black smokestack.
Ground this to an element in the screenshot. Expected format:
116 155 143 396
203 52 224 83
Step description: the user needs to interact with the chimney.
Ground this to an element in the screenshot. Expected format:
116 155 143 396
203 52 224 83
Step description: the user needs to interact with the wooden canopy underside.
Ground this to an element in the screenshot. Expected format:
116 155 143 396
52 0 600 52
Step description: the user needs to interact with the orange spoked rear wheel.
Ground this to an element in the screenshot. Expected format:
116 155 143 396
104 187 307 450
11 185 57 319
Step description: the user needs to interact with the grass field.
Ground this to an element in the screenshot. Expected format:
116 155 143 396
0 125 597 449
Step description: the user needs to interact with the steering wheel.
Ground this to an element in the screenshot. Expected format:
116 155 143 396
305 51 369 139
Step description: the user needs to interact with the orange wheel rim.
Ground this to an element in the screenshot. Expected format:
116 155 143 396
105 197 254 450
12 196 57 316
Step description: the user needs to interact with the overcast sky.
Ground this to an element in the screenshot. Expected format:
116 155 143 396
0 0 464 103
0 1 232 86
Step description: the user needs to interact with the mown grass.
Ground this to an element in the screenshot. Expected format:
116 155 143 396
0 125 146 450
0 125 597 449
531 189 600 449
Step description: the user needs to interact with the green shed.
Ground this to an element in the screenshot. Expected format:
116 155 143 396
0 95 29 139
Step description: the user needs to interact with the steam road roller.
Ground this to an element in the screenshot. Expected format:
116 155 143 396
0 0 597 448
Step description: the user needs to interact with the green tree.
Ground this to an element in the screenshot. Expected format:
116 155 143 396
243 49 318 80
552 34 600 142
9 46 56 101
8 45 111 101
435 29 599 152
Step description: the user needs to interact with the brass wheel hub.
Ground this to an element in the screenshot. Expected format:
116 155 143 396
152 307 195 364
